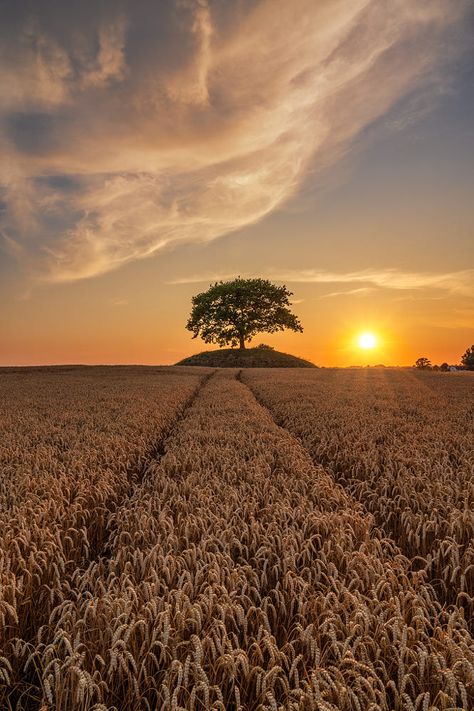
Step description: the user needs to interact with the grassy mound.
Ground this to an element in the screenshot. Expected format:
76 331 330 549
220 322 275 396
176 347 316 368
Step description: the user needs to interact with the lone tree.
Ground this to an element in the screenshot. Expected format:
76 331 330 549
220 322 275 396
186 278 303 349
461 344 474 370
415 357 431 370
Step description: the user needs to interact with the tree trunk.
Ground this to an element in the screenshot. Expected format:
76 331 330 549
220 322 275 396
239 334 246 349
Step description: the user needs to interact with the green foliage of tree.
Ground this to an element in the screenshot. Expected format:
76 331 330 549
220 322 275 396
186 278 303 349
461 344 474 370
415 357 431 370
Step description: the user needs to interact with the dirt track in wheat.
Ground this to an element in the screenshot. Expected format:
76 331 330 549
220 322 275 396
1 366 473 710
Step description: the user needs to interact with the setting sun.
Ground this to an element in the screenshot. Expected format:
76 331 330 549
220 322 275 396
358 332 377 349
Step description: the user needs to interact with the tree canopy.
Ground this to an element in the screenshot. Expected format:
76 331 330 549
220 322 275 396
186 278 303 349
415 357 431 370
461 345 474 370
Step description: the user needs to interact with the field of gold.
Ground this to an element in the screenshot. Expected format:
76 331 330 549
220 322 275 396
244 369 474 620
1 366 473 710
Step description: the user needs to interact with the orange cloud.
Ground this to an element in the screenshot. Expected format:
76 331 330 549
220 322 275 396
168 268 474 297
0 0 470 281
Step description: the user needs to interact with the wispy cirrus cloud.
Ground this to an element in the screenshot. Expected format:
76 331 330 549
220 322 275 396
268 268 474 296
320 287 375 298
168 268 474 297
0 0 470 282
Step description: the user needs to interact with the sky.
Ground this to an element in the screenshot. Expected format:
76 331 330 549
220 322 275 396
1 0 473 366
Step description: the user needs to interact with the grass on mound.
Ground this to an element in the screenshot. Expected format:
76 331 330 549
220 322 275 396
176 347 317 368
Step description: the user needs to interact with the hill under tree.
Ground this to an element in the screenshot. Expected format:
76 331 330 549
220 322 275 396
176 347 316 368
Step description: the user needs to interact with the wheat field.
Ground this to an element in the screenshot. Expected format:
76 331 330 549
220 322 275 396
1 366 473 710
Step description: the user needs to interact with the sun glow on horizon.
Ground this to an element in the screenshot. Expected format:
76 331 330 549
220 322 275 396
358 332 377 350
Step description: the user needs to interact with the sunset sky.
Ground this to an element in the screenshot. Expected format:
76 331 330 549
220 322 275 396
1 0 473 366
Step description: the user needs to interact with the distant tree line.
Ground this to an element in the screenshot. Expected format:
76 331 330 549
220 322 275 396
414 345 474 371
